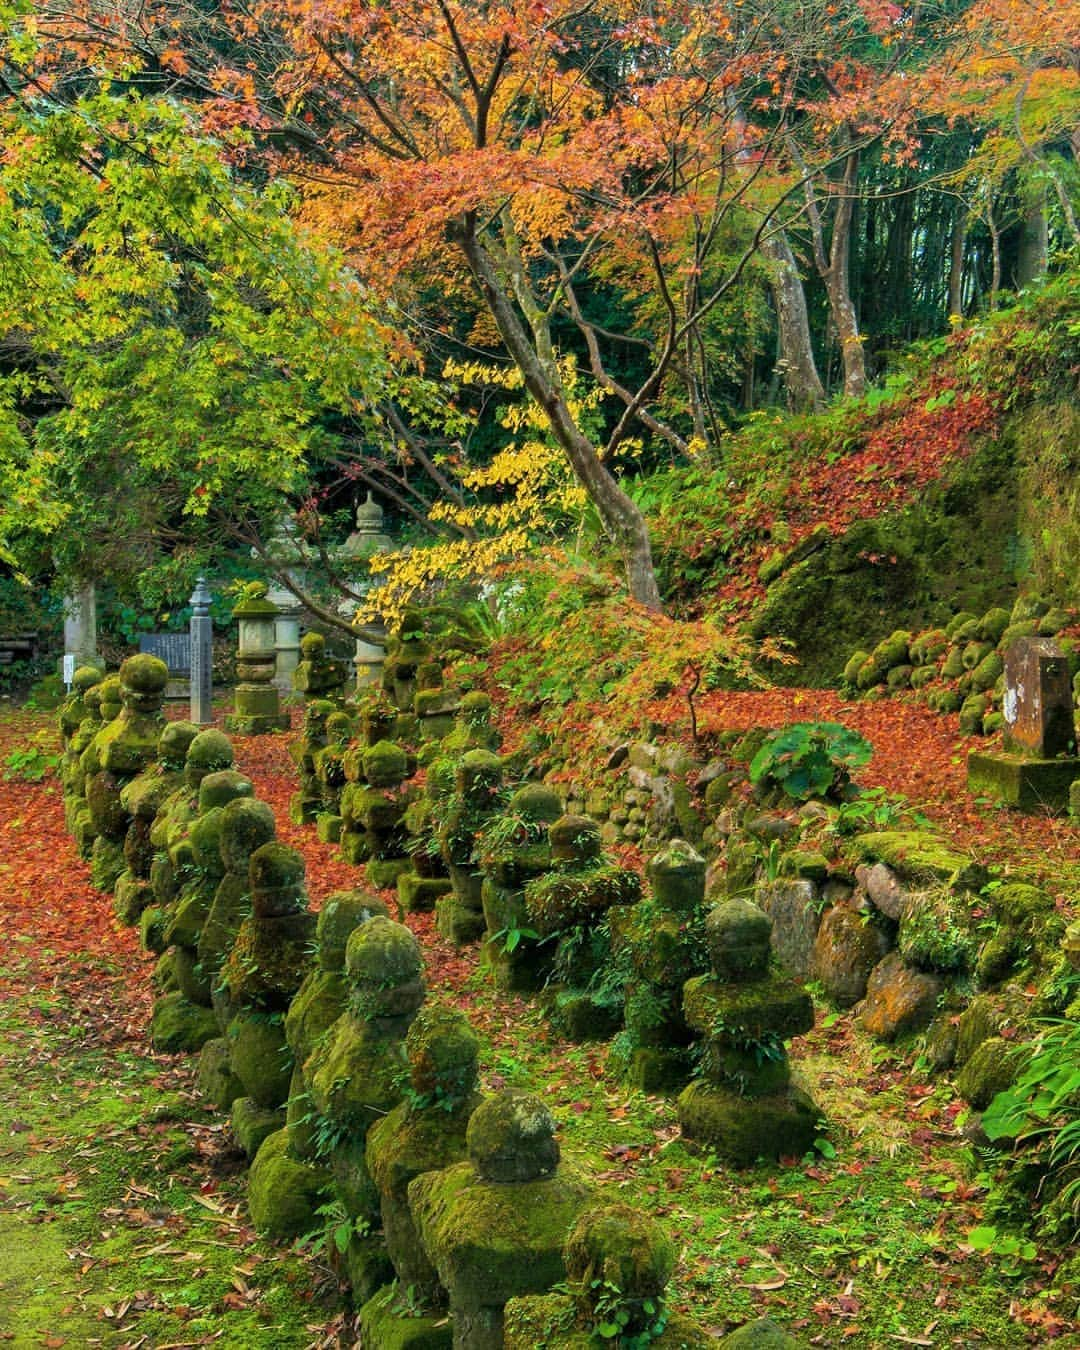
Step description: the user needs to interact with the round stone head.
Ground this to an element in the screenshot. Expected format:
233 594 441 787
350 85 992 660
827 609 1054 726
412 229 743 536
185 729 234 788
705 898 772 980
345 916 424 1019
406 1002 479 1104
466 1089 559 1182
158 720 199 770
316 889 390 972
564 1203 675 1324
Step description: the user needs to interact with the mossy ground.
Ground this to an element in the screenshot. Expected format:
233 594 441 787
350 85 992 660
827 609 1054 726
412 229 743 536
0 955 343 1348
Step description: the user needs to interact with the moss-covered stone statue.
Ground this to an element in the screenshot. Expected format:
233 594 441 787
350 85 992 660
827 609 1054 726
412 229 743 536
113 720 199 926
364 1003 482 1331
84 654 170 893
478 782 563 993
436 748 506 945
677 899 821 1165
524 814 642 1041
503 1203 713 1349
408 1088 592 1350
304 916 425 1300
608 839 711 1093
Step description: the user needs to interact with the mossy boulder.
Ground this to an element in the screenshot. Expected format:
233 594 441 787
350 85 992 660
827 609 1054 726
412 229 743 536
364 739 409 788
721 1319 802 1349
406 1003 480 1103
548 813 602 863
284 969 348 1066
247 1128 330 1239
221 910 315 1008
810 904 891 1007
955 1036 1032 1111
856 953 943 1041
158 720 200 770
197 770 254 814
852 832 987 892
357 1286 453 1350
195 1037 244 1110
231 1096 287 1160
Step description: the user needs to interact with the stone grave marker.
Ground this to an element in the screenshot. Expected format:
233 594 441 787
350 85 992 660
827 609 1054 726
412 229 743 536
968 636 1080 812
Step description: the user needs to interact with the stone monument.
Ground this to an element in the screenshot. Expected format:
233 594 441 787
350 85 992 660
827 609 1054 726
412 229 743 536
967 636 1080 811
339 492 394 690
225 583 290 735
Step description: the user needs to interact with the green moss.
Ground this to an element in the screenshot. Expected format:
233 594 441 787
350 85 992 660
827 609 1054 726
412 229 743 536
219 797 277 872
196 1037 245 1111
408 1159 590 1308
357 1285 454 1350
364 739 409 787
247 1128 330 1239
317 890 390 971
228 1012 293 1109
406 1003 479 1102
704 899 772 980
198 769 254 814
308 1016 408 1131
150 991 219 1053
683 972 814 1044
852 831 987 891
346 916 425 1017
184 729 234 786
525 867 641 938
720 1318 802 1348
955 1036 1032 1111
647 839 706 913
564 1202 675 1305
284 969 347 1065
676 1080 821 1165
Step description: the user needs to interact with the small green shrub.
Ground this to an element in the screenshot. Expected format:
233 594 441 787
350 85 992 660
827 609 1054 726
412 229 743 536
749 721 872 801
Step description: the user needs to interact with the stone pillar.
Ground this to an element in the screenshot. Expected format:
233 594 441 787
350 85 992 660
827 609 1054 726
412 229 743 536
224 584 290 735
63 583 101 670
337 493 394 693
189 576 214 726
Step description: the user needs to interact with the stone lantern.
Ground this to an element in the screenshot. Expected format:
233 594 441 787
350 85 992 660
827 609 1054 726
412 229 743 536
338 492 395 690
264 517 306 691
225 583 290 734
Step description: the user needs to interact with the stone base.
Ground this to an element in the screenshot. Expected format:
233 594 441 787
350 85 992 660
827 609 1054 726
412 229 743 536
224 712 291 735
677 1080 821 1165
367 857 413 890
967 751 1080 813
436 895 486 946
358 1286 452 1349
545 988 622 1042
398 873 453 914
317 812 344 843
290 791 322 826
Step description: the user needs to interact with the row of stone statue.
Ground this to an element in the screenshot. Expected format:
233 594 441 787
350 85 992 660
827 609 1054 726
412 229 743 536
54 652 807 1347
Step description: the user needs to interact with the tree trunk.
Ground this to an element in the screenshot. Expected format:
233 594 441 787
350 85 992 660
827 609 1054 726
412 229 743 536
827 150 866 399
1016 194 1048 287
949 210 966 318
459 229 664 612
760 231 825 412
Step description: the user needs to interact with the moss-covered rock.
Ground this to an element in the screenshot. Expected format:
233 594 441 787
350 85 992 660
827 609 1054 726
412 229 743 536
357 1286 453 1350
647 840 706 913
345 916 425 1019
721 1319 802 1349
247 1128 330 1239
810 904 891 1007
525 866 641 938
231 1096 287 1159
307 1017 409 1131
704 899 772 980
856 953 943 1041
563 1203 674 1316
852 832 986 891
196 1037 245 1110
150 990 219 1053
955 1036 1032 1110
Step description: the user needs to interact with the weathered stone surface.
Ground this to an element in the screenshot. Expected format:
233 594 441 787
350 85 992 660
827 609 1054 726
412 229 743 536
857 861 907 921
810 904 892 1007
756 880 821 980
677 1080 820 1165
1003 637 1076 758
967 750 1080 814
856 952 944 1041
